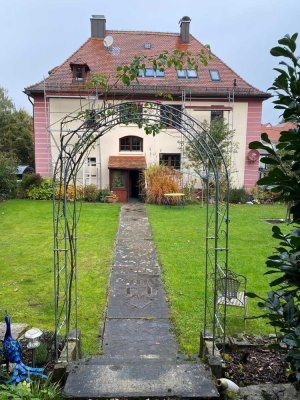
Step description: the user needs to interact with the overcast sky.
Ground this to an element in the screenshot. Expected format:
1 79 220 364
1 0 299 124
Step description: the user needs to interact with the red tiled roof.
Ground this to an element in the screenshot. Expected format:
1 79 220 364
108 155 146 169
25 30 269 99
261 122 296 142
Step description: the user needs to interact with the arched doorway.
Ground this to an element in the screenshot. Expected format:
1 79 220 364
52 101 230 359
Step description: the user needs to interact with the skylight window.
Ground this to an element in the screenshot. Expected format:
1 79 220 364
144 42 151 49
187 69 198 78
138 68 165 78
145 68 155 77
176 69 198 79
176 69 186 79
209 69 221 81
155 69 165 77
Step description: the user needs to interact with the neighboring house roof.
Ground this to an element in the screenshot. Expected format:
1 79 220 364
261 122 296 142
25 28 269 99
108 155 147 169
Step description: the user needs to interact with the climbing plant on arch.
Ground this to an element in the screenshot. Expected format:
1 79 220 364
51 48 230 359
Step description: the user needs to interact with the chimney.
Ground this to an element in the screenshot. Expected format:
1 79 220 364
179 16 191 43
90 15 106 38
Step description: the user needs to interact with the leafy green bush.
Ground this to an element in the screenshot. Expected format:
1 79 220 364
97 187 111 203
0 154 17 200
27 178 53 200
18 173 42 198
0 376 62 399
248 33 300 380
228 187 248 204
249 186 275 204
83 184 98 202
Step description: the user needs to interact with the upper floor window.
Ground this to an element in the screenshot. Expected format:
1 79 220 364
119 136 143 152
211 110 224 121
138 68 165 78
209 69 221 81
160 104 182 128
70 62 90 82
119 103 143 124
159 153 181 170
176 69 198 79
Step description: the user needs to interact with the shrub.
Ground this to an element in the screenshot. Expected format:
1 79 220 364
183 179 197 203
0 376 62 399
0 154 17 200
228 187 248 204
249 186 275 204
97 187 112 203
143 164 181 205
27 178 53 200
83 184 98 202
55 184 83 201
248 33 300 380
18 173 42 198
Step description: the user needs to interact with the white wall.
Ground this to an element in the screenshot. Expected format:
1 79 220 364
47 97 249 189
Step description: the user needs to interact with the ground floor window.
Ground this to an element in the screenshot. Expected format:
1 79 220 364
159 153 181 169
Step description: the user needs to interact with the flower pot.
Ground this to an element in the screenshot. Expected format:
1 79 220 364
106 195 117 203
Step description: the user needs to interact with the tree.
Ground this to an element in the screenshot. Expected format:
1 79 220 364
184 117 237 200
0 153 17 200
0 87 34 167
248 33 300 380
0 87 15 114
185 117 236 173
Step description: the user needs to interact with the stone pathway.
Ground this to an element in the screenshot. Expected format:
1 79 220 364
63 203 219 399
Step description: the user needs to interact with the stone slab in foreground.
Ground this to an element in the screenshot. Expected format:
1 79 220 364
63 359 219 399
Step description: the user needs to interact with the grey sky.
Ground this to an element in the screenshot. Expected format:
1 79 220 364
1 0 299 124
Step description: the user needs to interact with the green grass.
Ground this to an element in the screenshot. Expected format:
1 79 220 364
147 203 287 354
0 200 288 357
0 199 120 355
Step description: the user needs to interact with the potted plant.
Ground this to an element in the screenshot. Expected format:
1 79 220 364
105 191 118 203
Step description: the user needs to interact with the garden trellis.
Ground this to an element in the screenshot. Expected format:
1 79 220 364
52 101 230 359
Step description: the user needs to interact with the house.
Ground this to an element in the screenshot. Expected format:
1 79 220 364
25 15 269 201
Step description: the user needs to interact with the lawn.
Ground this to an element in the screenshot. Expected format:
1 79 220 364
0 199 120 355
0 200 287 357
147 203 287 354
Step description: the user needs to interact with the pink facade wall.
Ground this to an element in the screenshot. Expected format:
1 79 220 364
243 100 262 190
33 95 51 176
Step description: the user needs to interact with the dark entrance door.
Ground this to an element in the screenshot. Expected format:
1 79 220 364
129 169 140 200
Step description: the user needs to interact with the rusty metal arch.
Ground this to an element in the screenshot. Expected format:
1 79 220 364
52 101 230 359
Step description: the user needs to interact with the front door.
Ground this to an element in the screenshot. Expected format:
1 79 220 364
110 169 127 202
129 169 140 200
110 169 142 202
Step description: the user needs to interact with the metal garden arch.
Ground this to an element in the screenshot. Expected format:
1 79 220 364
52 101 230 359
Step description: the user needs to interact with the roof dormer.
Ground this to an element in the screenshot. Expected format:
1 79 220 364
70 62 90 82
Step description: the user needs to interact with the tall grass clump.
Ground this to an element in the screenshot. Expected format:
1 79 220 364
143 164 181 204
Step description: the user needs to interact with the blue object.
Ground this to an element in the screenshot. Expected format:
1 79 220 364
3 312 47 385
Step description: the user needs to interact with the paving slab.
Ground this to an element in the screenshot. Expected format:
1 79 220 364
114 239 157 266
63 359 219 399
0 323 28 341
103 319 177 357
107 268 170 318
